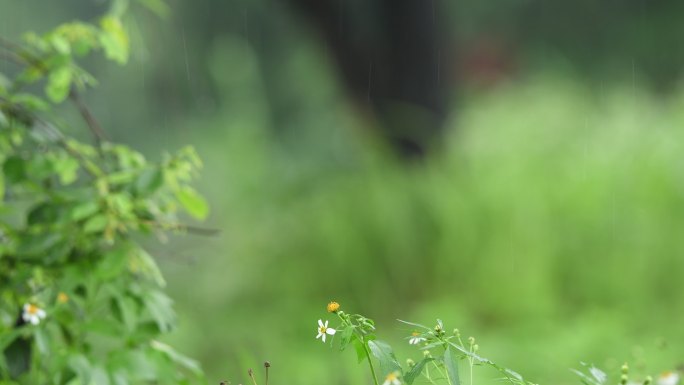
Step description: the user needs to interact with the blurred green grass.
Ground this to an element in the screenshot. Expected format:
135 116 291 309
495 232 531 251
150 68 684 384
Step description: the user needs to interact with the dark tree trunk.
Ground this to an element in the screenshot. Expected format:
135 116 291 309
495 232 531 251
286 0 452 158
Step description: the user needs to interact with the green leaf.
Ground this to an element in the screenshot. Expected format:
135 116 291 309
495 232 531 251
367 339 402 378
50 35 71 55
69 354 92 384
96 246 131 280
3 156 26 183
353 339 367 364
338 326 355 351
404 357 433 385
143 290 175 333
444 346 461 385
128 247 166 286
83 214 108 233
175 186 208 220
90 365 110 385
70 201 100 221
397 319 432 331
112 294 138 332
150 340 203 376
54 155 79 185
99 16 129 64
46 65 73 103
34 328 50 355
134 168 164 196
11 93 49 111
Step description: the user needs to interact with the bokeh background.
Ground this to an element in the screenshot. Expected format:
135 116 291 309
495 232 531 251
2 0 684 384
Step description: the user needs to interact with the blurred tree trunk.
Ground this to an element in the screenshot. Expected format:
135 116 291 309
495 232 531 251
286 0 452 158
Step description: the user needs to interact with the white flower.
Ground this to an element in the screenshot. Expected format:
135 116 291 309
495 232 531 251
409 332 426 345
22 303 46 325
658 372 680 385
316 319 336 343
383 372 401 385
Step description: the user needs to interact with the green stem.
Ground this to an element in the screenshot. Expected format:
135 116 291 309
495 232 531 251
361 337 380 385
336 312 380 385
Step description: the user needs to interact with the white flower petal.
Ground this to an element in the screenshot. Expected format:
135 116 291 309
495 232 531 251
318 319 324 328
321 333 327 343
36 309 46 319
326 327 336 335
29 316 39 325
323 320 329 328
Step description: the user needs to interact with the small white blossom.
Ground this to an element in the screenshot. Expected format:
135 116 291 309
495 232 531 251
22 303 46 325
316 319 336 343
383 372 401 385
409 332 426 345
658 372 680 385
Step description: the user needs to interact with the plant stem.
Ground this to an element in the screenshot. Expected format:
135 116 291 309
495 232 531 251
361 337 380 385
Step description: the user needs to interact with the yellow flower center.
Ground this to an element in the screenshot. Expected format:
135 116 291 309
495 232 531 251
412 332 420 337
386 373 398 381
327 301 340 313
319 326 327 333
26 304 39 315
57 292 69 304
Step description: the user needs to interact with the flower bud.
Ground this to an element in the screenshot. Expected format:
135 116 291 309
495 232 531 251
406 359 416 367
644 376 652 385
473 344 479 352
621 363 629 374
327 301 340 313
468 336 476 346
621 374 628 385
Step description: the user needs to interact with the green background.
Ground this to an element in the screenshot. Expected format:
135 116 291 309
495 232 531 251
1 1 684 384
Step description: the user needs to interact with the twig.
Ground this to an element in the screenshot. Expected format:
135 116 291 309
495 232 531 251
0 50 26 66
140 219 220 237
69 87 109 144
1 35 109 145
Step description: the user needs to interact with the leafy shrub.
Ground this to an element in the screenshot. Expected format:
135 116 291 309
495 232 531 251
0 1 207 383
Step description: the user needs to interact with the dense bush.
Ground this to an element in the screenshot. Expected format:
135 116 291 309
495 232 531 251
0 2 207 383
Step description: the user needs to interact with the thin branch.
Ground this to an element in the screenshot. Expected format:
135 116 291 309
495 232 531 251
69 87 109 144
140 219 221 237
0 50 26 67
1 35 109 145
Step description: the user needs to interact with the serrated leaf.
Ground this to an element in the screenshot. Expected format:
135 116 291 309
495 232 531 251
96 246 131 280
128 247 166 286
338 326 355 351
368 340 402 378
143 290 175 333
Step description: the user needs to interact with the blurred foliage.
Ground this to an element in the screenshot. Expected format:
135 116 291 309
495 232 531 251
0 1 207 384
2 1 684 385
